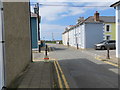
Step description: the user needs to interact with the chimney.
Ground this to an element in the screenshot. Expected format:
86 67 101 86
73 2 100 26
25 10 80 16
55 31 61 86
34 4 38 14
94 11 99 22
77 17 84 24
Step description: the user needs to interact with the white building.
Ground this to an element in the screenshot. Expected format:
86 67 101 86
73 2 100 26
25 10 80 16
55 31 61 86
111 1 120 58
62 11 104 49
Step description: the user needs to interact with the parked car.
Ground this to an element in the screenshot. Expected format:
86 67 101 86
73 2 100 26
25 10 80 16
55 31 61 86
94 40 116 50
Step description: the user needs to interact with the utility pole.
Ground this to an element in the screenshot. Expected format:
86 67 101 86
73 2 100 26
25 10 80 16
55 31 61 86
34 3 41 52
52 33 54 41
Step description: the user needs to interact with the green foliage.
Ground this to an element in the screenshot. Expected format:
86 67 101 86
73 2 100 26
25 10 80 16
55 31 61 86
45 40 63 44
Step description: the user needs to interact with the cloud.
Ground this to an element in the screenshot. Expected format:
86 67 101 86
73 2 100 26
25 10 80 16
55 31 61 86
31 0 119 3
41 24 65 32
40 24 65 40
39 5 68 21
31 0 117 21
30 0 118 40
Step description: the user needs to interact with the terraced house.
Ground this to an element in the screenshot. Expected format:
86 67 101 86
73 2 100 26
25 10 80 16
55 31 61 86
103 16 116 40
31 12 41 50
62 11 116 49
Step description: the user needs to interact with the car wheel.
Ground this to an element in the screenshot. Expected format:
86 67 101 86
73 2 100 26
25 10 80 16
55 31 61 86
101 46 105 50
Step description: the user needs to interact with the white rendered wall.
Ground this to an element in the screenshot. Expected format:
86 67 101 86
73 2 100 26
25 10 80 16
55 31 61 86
85 23 103 48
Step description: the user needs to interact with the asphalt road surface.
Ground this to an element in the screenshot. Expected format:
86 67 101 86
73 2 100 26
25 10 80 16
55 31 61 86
48 44 119 88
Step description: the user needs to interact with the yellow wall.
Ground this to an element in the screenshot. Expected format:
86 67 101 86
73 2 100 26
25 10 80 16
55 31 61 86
104 23 116 40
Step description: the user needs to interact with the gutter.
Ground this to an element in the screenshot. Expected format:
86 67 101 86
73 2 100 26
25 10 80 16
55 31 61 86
0 1 6 89
110 1 120 7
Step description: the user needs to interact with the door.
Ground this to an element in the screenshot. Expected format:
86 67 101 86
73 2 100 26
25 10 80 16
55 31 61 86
0 1 5 89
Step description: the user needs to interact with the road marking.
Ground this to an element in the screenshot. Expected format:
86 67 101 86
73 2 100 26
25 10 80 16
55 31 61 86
55 61 70 89
104 61 118 67
54 60 70 89
54 61 63 89
95 57 119 67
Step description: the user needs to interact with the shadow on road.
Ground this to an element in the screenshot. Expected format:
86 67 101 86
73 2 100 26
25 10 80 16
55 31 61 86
58 58 119 89
54 47 67 51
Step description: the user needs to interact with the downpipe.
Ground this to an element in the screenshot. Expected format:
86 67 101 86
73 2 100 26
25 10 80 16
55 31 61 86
0 1 6 89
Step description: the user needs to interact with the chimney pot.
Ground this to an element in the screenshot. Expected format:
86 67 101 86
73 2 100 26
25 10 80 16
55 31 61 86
94 11 100 22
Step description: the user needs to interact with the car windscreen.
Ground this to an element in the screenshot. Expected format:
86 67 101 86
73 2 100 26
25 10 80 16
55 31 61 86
98 41 106 44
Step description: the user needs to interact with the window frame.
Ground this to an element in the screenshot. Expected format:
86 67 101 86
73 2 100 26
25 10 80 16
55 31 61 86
105 35 112 40
105 24 112 32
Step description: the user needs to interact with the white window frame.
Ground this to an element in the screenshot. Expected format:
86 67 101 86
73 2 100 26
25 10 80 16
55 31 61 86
105 35 112 40
105 24 112 32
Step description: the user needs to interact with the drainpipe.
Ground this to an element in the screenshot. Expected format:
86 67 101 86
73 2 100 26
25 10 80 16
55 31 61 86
75 26 78 49
0 1 6 89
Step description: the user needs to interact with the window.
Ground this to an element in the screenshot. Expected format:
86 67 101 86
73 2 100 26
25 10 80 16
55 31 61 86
106 35 111 40
106 25 110 31
108 40 116 43
105 24 111 32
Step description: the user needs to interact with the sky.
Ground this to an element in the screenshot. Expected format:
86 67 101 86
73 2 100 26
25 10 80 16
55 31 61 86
30 0 119 40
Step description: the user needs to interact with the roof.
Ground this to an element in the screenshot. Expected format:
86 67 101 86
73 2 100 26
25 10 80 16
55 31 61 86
110 1 120 7
62 16 115 34
85 16 115 23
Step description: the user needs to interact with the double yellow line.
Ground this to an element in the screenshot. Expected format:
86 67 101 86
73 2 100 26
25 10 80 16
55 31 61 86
95 56 119 67
54 60 70 89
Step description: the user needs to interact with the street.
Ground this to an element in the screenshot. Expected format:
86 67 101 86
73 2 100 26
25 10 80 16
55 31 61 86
48 44 119 88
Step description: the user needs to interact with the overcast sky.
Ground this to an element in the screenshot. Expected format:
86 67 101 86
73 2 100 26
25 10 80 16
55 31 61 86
30 0 118 40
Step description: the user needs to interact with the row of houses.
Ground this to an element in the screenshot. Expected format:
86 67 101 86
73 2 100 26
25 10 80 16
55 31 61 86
63 0 120 58
62 11 116 49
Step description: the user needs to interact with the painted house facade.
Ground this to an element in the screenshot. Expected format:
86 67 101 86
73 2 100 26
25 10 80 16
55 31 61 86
103 17 116 40
62 12 116 49
63 12 104 49
111 1 120 58
31 13 39 50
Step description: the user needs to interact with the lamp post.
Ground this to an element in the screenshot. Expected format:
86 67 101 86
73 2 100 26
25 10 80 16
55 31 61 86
34 3 41 52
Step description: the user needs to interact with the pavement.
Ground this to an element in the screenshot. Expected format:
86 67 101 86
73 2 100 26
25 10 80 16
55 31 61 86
10 49 55 88
69 46 119 66
78 49 119 66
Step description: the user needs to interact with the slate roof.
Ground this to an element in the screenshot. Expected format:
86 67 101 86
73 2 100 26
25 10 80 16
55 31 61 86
84 16 115 23
63 16 115 34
